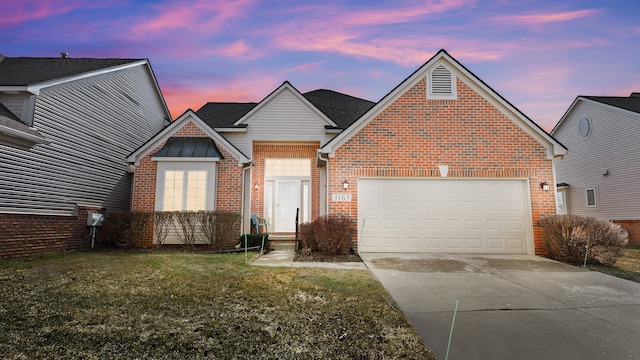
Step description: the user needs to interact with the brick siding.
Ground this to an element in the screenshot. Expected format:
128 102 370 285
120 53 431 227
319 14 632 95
0 206 105 258
614 220 640 245
329 78 556 254
251 143 321 233
131 120 244 247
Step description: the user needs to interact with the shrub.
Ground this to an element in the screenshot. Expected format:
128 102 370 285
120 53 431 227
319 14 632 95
238 234 269 249
174 211 199 246
201 211 241 249
103 211 152 249
539 215 629 266
300 215 353 256
153 211 173 245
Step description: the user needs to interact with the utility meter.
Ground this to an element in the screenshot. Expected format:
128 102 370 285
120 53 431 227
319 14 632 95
87 212 105 227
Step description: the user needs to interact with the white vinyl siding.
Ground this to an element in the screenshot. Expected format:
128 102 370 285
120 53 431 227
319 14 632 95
0 64 168 215
553 100 640 219
244 90 329 153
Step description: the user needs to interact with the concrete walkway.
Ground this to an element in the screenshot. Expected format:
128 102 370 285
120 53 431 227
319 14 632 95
250 250 367 270
362 253 640 360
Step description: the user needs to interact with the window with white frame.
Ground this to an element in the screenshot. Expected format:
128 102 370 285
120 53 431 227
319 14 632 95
155 162 216 212
586 187 597 208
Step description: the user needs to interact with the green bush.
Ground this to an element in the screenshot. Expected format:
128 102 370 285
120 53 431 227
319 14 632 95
539 215 629 266
238 234 268 249
300 215 353 256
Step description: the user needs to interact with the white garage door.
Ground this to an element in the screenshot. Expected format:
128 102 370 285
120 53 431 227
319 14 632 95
358 178 532 253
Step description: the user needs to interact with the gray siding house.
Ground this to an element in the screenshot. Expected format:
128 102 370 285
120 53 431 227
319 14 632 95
551 93 640 244
0 54 171 257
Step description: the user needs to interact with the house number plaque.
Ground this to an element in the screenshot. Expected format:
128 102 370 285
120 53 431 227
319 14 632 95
332 193 352 202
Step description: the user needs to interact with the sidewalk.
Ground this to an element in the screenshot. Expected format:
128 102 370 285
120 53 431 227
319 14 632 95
250 250 367 270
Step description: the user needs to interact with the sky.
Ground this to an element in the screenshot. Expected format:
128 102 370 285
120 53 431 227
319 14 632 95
1 0 639 131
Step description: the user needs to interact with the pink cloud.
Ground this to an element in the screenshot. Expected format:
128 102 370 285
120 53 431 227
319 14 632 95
130 0 254 37
161 75 279 118
0 0 117 26
491 9 599 25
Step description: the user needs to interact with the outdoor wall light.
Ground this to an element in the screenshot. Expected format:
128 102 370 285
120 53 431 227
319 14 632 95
540 181 549 192
343 179 349 189
254 182 259 190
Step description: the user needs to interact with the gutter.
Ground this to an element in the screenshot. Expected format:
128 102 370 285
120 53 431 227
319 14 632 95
317 152 330 215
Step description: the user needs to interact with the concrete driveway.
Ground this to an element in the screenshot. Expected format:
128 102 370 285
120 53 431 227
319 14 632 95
361 253 640 360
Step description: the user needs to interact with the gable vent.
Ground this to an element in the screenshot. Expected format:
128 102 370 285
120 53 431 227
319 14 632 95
431 64 452 94
427 63 456 100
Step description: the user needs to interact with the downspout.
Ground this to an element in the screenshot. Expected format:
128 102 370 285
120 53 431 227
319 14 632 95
318 152 330 215
240 162 254 236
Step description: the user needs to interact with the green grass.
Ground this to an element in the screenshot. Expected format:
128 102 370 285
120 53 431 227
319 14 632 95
589 247 640 283
0 252 433 359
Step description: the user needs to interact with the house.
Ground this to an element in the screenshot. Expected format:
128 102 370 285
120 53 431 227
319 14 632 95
551 93 640 244
0 54 171 258
129 49 566 255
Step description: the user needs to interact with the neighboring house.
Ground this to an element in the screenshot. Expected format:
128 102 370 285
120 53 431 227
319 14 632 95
129 49 566 255
0 53 171 258
551 93 640 244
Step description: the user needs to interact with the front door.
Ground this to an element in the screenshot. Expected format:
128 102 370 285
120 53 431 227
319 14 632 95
264 158 311 232
275 180 300 232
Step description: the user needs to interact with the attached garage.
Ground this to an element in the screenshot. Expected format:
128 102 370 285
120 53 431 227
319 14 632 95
358 178 533 254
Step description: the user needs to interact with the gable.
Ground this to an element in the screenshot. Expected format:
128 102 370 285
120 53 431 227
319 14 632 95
127 110 250 166
241 88 335 142
322 49 566 159
336 77 549 167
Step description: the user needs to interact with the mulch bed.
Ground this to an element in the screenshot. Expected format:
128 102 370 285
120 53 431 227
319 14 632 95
294 252 363 263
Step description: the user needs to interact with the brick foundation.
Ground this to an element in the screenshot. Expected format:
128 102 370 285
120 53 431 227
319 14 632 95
613 220 640 245
0 206 106 258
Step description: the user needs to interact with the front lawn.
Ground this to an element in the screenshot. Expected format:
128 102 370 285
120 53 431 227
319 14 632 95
0 252 433 359
590 246 640 283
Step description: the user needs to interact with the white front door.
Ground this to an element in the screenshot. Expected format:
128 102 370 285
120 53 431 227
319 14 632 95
264 158 312 232
275 180 301 232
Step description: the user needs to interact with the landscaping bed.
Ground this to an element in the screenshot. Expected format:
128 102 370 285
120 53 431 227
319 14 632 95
0 252 433 359
590 246 640 283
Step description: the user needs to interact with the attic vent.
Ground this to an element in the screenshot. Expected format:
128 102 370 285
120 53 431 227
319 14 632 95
431 65 452 94
428 64 456 100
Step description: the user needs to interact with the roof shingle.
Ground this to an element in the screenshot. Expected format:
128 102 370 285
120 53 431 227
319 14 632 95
583 94 640 114
0 56 141 86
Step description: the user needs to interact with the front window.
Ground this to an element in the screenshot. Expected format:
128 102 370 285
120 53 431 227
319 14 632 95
163 170 207 211
155 162 216 212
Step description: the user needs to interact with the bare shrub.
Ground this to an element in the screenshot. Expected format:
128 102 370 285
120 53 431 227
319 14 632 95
299 222 318 253
103 211 152 249
303 215 353 256
200 211 241 250
174 211 199 246
539 215 629 266
153 211 173 245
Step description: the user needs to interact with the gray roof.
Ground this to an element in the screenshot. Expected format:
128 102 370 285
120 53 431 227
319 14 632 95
152 137 223 158
303 89 375 128
0 56 141 86
583 93 640 114
195 89 374 129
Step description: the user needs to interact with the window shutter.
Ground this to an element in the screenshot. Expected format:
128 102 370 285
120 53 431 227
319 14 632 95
431 64 452 94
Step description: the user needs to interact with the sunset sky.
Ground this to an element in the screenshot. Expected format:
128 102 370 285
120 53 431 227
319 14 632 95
1 0 638 131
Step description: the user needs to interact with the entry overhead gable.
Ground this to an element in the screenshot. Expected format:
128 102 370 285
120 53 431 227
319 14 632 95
322 49 567 159
127 109 250 166
232 81 337 141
